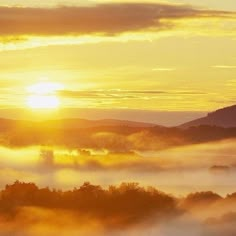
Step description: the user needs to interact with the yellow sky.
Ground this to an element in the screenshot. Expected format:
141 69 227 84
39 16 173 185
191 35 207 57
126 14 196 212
0 0 236 117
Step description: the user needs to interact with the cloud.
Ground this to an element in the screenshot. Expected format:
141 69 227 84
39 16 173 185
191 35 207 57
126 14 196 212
0 3 234 38
212 65 236 69
152 67 176 71
58 89 167 100
58 89 207 101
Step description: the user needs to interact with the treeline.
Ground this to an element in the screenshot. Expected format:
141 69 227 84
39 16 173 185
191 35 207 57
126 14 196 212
0 181 179 226
1 181 236 227
1 181 236 229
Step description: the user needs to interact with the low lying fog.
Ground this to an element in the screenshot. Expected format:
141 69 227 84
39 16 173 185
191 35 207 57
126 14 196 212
0 139 236 195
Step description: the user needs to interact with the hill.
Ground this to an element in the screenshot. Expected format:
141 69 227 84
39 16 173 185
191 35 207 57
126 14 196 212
180 105 236 128
39 118 157 129
0 118 156 133
1 116 236 150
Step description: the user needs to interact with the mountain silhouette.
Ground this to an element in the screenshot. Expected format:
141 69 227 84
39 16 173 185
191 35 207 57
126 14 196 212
1 116 236 149
181 105 236 128
0 118 156 133
39 118 157 129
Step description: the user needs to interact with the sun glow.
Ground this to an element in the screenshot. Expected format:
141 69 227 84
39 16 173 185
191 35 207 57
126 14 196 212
27 95 60 109
27 82 64 95
26 81 63 109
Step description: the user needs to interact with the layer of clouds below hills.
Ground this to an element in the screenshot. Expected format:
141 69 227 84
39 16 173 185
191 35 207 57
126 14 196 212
0 139 235 234
0 139 236 195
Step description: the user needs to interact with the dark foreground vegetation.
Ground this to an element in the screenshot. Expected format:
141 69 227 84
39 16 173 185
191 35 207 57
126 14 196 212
0 181 179 227
1 181 236 227
0 181 236 235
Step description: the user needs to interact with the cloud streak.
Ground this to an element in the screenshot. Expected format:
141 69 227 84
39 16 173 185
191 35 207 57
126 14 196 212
0 3 234 38
212 65 236 69
58 89 206 100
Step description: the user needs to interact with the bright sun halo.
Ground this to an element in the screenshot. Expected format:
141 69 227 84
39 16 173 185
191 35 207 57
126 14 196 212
26 82 63 109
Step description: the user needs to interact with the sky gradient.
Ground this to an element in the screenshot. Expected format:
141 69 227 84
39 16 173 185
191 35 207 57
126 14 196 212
0 0 236 124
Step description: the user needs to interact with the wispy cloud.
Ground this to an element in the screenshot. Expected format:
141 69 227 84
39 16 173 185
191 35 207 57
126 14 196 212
212 65 236 69
152 67 176 71
58 89 206 100
58 89 167 100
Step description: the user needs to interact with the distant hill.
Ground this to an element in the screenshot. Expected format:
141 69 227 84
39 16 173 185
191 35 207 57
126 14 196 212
38 118 157 129
0 118 156 132
180 105 236 128
1 117 236 149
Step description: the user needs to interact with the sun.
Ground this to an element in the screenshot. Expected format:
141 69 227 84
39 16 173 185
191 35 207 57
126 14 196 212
27 95 60 109
26 82 63 109
27 82 63 95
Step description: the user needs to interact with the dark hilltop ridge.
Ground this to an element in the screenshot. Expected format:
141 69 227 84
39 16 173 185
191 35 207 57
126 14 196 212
180 104 236 128
0 105 236 149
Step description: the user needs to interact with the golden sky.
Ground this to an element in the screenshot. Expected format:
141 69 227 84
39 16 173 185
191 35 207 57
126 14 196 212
0 0 236 116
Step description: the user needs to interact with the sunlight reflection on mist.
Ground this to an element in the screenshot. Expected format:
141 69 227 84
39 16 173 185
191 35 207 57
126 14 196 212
0 139 236 195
